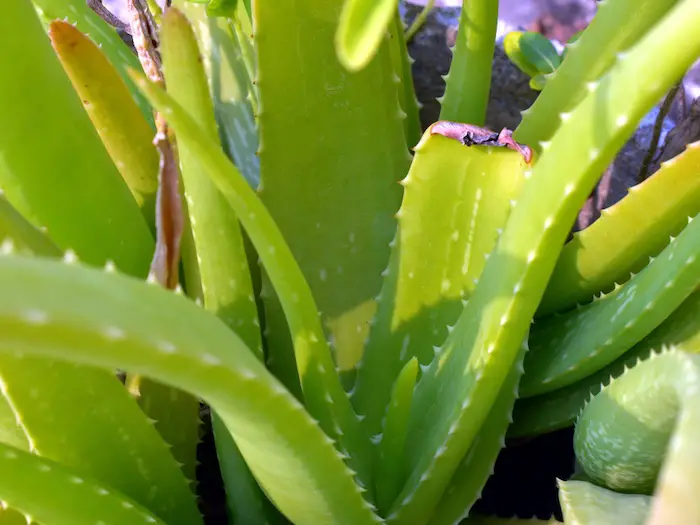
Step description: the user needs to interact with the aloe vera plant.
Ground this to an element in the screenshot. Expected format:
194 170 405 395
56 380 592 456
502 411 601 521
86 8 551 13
1 0 700 523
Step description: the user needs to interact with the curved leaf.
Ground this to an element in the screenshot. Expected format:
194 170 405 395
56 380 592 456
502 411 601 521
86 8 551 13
336 0 400 72
0 254 380 525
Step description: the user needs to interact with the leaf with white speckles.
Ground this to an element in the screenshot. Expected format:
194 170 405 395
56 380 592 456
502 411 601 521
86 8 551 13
351 129 527 443
384 3 700 521
514 0 679 148
521 211 700 397
254 0 409 401
573 349 700 524
539 142 700 317
512 290 700 438
0 440 169 525
0 254 380 525
558 480 651 525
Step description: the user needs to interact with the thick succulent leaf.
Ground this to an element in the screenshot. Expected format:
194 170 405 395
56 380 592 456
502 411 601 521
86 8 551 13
376 357 418 515
351 130 527 440
31 0 153 124
128 72 376 501
463 518 561 525
253 0 409 393
388 8 422 148
0 225 201 524
574 349 700 523
0 196 61 257
511 290 700 438
336 0 399 72
0 254 380 525
558 480 650 525
0 441 168 525
539 140 700 317
429 343 527 525
48 20 159 229
0 352 202 525
385 3 700 522
438 0 499 125
520 212 700 397
175 1 260 188
159 6 267 514
514 0 680 147
162 6 262 359
0 0 153 277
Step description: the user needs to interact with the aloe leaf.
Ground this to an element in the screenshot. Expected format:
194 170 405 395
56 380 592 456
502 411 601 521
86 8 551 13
0 352 202 525
520 212 700 397
48 20 159 229
538 141 700 317
0 441 169 525
429 343 527 525
206 0 238 17
511 289 700 438
336 0 399 72
0 254 380 525
175 1 260 188
1 0 153 277
0 195 61 257
385 3 700 522
503 32 541 79
514 0 680 147
351 131 527 440
438 0 499 125
31 0 153 124
128 71 377 499
0 509 33 525
518 32 561 75
253 0 408 394
376 357 418 515
558 480 651 525
0 236 201 523
574 349 700 523
388 7 422 148
159 6 268 517
463 518 561 525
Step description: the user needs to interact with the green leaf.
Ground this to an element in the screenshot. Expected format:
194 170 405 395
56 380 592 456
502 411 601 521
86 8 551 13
0 441 169 525
0 195 61 257
574 349 700 522
0 353 202 525
1 0 153 277
558 480 651 525
206 0 238 17
31 0 153 126
0 254 380 525
519 32 562 74
159 6 268 515
376 357 418 515
253 0 409 399
386 2 700 521
510 290 700 437
351 129 527 442
514 0 680 147
438 0 499 125
529 74 547 91
503 31 541 78
388 7 422 148
521 211 700 397
336 0 400 72
48 20 159 231
538 142 700 317
429 343 527 525
127 69 377 501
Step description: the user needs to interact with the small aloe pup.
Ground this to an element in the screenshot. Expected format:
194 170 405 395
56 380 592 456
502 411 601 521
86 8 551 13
0 0 699 524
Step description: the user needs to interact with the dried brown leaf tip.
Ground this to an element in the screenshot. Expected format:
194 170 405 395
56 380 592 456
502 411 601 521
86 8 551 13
430 120 534 163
